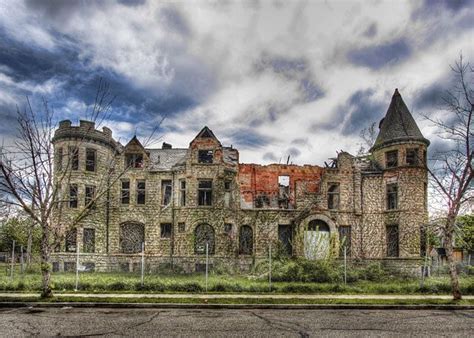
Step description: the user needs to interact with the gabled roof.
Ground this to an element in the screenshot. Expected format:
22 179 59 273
190 126 222 146
371 89 429 151
124 135 146 151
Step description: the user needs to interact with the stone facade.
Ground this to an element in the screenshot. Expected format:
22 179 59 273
51 89 429 272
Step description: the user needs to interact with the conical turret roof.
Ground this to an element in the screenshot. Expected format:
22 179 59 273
371 89 429 151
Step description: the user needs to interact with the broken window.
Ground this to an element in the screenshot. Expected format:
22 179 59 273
178 222 186 232
160 223 172 238
85 185 96 209
125 153 144 168
385 150 398 168
386 183 398 210
161 180 172 205
69 146 79 171
120 222 144 254
198 180 212 206
69 184 78 208
386 224 399 257
56 147 63 171
85 148 96 172
255 194 270 208
278 175 290 209
65 229 77 252
239 225 253 255
194 223 215 254
179 180 186 206
121 180 130 204
338 226 351 257
406 148 418 166
198 150 213 163
137 180 146 205
327 183 340 210
83 228 95 253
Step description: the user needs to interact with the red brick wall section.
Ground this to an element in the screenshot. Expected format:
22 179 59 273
238 164 324 207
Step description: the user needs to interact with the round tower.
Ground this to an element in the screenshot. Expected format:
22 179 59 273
370 89 430 258
52 120 120 256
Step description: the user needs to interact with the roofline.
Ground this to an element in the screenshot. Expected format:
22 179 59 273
370 137 430 152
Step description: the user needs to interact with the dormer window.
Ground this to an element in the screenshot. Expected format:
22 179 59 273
126 153 144 168
198 150 213 163
385 150 398 168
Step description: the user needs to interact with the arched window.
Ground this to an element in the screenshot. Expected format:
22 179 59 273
194 223 215 255
120 222 144 253
239 225 253 255
308 220 330 232
305 219 330 260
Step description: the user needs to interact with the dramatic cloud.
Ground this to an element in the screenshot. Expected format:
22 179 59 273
0 0 473 165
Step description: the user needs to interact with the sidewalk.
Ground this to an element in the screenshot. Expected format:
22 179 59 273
1 292 473 300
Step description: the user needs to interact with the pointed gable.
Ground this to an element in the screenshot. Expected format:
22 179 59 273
371 89 429 151
124 135 146 151
190 126 222 147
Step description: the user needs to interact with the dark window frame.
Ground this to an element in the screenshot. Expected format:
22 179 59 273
179 179 186 206
160 223 172 238
136 180 146 205
85 185 96 209
161 180 172 206
125 153 144 168
178 222 186 232
69 184 78 208
386 224 399 257
239 225 253 255
405 148 418 166
385 150 398 168
83 228 95 253
65 229 77 253
338 226 351 257
69 146 79 171
198 179 213 206
85 148 97 172
327 183 340 210
121 180 130 204
386 183 398 210
198 150 214 164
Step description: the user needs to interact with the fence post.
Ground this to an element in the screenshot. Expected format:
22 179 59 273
20 245 24 274
74 243 80 292
141 242 145 287
269 243 272 291
205 242 209 293
10 240 15 279
344 245 347 285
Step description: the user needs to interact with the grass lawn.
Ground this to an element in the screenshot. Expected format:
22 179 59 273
1 271 473 295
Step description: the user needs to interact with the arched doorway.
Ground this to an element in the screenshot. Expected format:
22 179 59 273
304 219 331 259
194 223 215 255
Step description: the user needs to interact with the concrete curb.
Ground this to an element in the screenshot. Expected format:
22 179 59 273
1 302 473 310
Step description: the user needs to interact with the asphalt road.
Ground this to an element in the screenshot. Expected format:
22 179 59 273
0 307 473 337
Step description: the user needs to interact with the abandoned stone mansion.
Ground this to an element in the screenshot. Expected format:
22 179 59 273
51 89 429 272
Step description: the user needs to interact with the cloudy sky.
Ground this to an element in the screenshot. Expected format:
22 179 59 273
0 0 473 165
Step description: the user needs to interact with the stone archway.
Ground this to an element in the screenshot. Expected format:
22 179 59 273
302 215 337 260
194 223 215 255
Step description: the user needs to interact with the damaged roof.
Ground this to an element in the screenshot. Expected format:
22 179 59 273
147 148 188 171
372 89 429 151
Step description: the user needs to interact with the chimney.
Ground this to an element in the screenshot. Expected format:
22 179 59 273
162 142 172 149
58 120 71 129
79 120 95 130
102 127 112 138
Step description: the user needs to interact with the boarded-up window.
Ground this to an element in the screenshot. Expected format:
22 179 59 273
338 226 351 257
386 224 399 257
198 180 212 206
385 150 398 168
239 225 253 255
194 223 215 255
328 183 340 210
137 180 146 204
386 184 398 210
69 184 78 208
120 223 144 254
83 228 95 253
121 180 130 204
85 148 96 172
65 229 77 253
198 150 213 163
161 180 172 205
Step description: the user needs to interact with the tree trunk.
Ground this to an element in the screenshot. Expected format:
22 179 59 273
444 217 462 300
40 224 53 298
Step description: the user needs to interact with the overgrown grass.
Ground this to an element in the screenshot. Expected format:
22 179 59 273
1 272 473 295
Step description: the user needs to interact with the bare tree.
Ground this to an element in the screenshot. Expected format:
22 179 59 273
423 56 474 300
0 82 121 297
357 121 377 155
